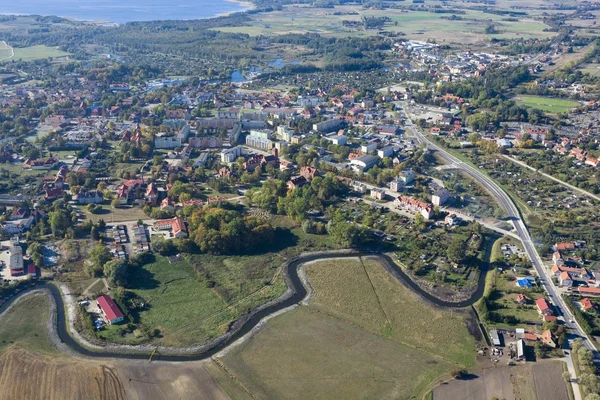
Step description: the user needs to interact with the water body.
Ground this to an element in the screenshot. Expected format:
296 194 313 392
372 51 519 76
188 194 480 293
0 0 248 23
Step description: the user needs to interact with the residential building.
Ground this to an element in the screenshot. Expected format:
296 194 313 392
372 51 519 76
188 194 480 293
76 189 104 205
370 188 386 200
516 294 526 305
154 217 188 238
154 135 181 149
360 142 378 153
581 298 595 313
432 188 450 206
220 146 244 164
351 181 367 194
246 135 273 151
536 298 553 316
96 295 125 325
389 178 405 193
377 146 394 158
287 176 307 190
445 214 458 226
541 330 556 348
9 245 23 276
313 118 342 132
559 271 573 288
400 169 416 184
394 195 434 220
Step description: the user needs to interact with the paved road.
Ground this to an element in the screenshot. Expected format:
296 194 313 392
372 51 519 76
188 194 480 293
403 104 599 397
399 107 593 397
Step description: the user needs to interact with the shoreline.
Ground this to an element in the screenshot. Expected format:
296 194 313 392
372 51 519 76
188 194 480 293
0 0 255 25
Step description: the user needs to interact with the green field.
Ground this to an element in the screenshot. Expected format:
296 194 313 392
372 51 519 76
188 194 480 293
514 95 580 114
212 5 555 43
121 254 286 347
0 292 60 355
10 45 70 62
217 257 476 399
0 41 12 61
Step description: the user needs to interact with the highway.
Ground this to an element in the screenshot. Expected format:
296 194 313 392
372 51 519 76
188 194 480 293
399 106 596 393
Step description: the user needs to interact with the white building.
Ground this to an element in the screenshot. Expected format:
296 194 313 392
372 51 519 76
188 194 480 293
377 146 394 158
220 146 244 164
361 142 378 153
277 126 294 142
330 135 348 146
350 181 367 194
313 118 342 133
246 135 273 151
350 155 379 172
390 178 404 192
9 245 23 272
370 188 386 200
400 169 416 184
155 135 181 149
432 188 450 206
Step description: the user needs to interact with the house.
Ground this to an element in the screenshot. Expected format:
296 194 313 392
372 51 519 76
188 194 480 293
160 198 175 213
370 188 386 200
145 183 158 206
541 330 556 348
516 294 527 305
536 298 553 316
445 213 458 226
96 295 125 325
552 251 564 266
578 287 600 296
117 180 142 205
559 271 573 288
76 189 104 205
299 166 318 181
350 181 367 194
350 154 379 172
377 146 394 158
523 332 538 342
287 176 307 190
581 298 595 313
432 188 450 206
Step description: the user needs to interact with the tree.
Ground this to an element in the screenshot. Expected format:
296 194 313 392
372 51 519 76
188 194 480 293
28 242 44 268
103 259 129 287
447 237 467 264
88 244 112 277
413 213 426 232
48 210 68 237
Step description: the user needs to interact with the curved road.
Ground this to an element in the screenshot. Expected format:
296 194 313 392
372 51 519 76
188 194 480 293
0 250 491 362
400 106 598 361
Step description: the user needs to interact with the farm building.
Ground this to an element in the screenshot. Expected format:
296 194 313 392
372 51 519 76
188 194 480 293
96 295 124 325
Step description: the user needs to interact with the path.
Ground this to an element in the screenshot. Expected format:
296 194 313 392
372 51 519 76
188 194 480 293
82 278 103 297
502 154 600 202
0 41 14 62
0 249 492 362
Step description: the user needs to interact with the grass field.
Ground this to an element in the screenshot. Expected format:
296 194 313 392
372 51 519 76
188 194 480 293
216 257 477 399
123 254 286 347
212 5 555 43
0 292 59 355
78 204 148 223
580 63 600 77
0 41 12 61
10 45 70 62
515 95 580 114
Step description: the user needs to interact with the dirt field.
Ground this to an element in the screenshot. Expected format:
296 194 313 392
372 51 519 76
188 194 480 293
432 360 568 400
532 361 569 400
0 348 126 400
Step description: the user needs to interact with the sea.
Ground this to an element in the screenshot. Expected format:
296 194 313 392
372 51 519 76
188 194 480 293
0 0 248 23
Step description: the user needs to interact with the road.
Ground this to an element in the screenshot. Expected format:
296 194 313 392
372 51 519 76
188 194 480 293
399 106 593 399
0 41 14 62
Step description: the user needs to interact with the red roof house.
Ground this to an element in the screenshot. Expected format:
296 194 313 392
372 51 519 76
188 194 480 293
536 298 553 316
582 298 595 312
96 295 124 324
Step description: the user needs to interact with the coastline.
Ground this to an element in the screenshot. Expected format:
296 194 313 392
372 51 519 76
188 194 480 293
0 0 254 25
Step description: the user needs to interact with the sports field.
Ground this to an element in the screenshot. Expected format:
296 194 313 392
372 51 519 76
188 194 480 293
514 95 580 114
216 257 476 399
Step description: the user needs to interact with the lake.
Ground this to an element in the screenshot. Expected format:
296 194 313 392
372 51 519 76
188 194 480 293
0 0 248 23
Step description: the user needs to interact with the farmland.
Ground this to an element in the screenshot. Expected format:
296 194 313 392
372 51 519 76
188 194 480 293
216 257 477 399
432 360 567 400
211 5 555 43
514 95 580 114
